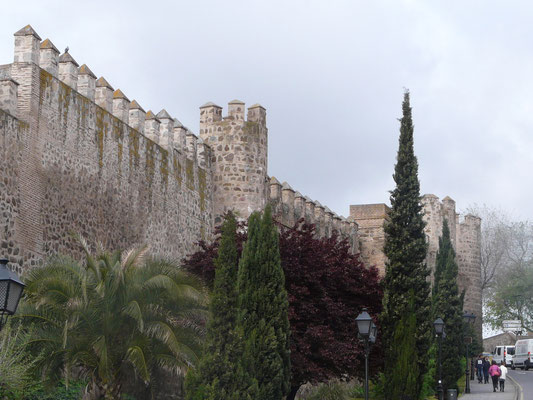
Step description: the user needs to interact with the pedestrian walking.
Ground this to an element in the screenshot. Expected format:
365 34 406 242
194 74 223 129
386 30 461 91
483 357 490 384
499 362 508 392
475 356 484 383
488 360 501 392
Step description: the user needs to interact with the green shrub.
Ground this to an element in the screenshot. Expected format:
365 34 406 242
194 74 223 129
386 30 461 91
0 321 41 399
306 381 351 400
22 380 85 400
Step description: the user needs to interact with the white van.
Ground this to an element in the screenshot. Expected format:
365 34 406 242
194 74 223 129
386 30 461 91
493 345 515 367
512 339 533 370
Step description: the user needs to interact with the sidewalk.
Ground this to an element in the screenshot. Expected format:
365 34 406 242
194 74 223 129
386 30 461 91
459 376 516 400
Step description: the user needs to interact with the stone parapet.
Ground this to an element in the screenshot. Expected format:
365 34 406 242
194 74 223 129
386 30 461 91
268 177 358 252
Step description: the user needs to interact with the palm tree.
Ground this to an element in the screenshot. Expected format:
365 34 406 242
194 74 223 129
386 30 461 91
18 238 208 399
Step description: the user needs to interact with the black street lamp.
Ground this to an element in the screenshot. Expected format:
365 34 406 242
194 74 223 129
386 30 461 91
0 258 25 331
356 308 377 400
434 317 445 400
463 312 476 394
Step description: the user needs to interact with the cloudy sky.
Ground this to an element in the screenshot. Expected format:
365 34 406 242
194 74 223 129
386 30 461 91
2 0 533 220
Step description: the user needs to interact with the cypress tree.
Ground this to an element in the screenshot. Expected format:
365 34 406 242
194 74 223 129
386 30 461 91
433 218 464 392
388 293 419 400
381 90 431 399
237 204 291 400
185 214 257 399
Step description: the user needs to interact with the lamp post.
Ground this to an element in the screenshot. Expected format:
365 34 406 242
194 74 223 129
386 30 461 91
0 258 25 331
434 317 445 400
356 308 377 400
463 312 476 394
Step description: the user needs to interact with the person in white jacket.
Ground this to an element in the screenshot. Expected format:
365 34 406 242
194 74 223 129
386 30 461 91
499 362 508 392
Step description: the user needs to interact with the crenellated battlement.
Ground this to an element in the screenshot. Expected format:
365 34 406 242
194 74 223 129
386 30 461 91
269 177 358 252
199 99 268 223
1 25 208 165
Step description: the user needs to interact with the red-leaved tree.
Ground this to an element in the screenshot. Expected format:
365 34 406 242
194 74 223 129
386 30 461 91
183 217 383 399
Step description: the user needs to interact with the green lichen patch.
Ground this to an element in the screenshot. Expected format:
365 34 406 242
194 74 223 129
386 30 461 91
186 158 195 191
173 157 182 187
112 119 124 172
243 121 260 135
145 140 156 185
198 168 206 212
39 69 53 105
58 82 72 129
160 149 169 187
78 96 91 128
128 129 140 169
95 108 108 169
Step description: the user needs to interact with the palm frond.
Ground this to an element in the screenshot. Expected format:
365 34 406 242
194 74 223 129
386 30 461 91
125 346 150 383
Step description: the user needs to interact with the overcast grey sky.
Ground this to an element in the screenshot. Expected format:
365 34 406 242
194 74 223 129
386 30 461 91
2 0 533 220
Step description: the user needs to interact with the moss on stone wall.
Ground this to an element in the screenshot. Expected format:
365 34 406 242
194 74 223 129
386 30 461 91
198 168 206 212
173 157 182 187
39 69 53 105
186 158 195 191
129 129 140 169
95 108 108 169
78 97 90 128
58 82 72 126
145 140 156 184
112 119 124 174
243 121 259 135
160 149 169 186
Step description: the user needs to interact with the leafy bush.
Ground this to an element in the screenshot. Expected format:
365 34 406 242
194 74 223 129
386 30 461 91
0 321 41 399
305 380 351 400
22 380 85 400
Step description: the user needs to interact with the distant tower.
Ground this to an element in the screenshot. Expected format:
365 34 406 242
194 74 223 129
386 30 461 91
199 100 268 223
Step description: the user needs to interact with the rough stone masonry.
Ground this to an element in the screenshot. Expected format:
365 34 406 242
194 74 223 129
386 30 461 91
0 25 482 336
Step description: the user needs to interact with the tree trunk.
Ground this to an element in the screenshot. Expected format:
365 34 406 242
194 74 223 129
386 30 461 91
286 385 301 400
83 379 121 400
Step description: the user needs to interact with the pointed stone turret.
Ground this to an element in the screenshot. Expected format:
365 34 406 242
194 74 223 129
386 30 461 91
95 77 114 112
112 89 130 123
39 39 59 76
144 110 161 143
129 100 146 133
78 64 97 100
14 25 41 64
270 176 282 200
172 117 187 151
58 51 79 89
157 109 174 149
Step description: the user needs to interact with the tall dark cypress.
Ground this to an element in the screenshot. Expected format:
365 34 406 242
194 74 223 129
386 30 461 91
433 218 464 392
237 205 290 400
185 214 257 400
381 91 431 399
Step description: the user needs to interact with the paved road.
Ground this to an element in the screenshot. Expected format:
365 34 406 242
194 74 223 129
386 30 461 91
509 369 533 399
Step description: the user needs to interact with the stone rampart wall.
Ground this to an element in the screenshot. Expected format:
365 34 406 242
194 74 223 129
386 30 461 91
349 203 390 275
269 177 359 252
0 26 213 270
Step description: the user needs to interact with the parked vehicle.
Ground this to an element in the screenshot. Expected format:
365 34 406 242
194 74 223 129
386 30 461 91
512 339 533 370
493 345 515 366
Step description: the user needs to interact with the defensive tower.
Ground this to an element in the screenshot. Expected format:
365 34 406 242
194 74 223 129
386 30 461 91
199 100 268 223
